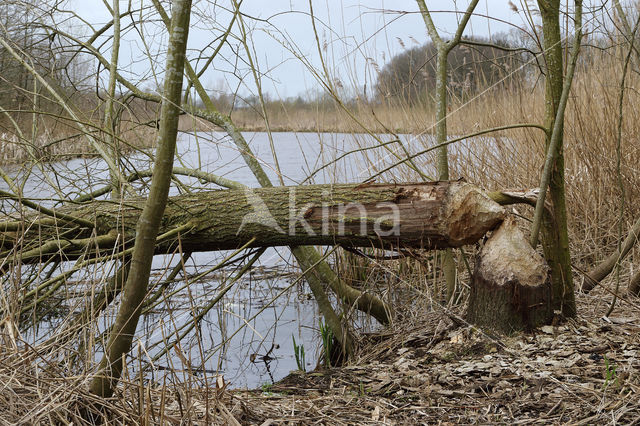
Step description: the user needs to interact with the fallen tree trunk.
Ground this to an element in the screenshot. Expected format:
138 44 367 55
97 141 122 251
1 181 505 263
467 217 553 333
629 268 640 296
582 216 640 293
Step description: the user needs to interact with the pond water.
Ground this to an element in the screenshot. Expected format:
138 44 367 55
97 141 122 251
0 131 438 389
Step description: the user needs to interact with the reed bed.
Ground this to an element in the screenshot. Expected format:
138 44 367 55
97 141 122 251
325 49 640 297
0 121 158 165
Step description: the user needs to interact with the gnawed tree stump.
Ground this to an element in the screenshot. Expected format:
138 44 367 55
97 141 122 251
467 217 553 333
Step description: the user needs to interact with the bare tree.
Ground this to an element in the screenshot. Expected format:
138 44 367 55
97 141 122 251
528 0 583 317
415 0 479 303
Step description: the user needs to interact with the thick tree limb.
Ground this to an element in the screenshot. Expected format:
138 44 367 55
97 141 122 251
2 182 505 265
582 216 640 293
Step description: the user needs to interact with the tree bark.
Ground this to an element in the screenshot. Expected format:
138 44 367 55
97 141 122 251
90 0 192 398
536 0 577 317
582 216 640 293
3 182 505 264
467 217 553 333
416 0 481 304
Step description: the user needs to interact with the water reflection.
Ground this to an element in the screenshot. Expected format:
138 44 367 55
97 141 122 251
1 131 429 388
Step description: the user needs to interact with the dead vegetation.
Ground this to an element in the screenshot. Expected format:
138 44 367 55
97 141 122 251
243 292 640 424
3 289 638 425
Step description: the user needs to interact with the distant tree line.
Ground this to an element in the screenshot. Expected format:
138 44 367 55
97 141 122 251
375 34 533 105
0 1 92 129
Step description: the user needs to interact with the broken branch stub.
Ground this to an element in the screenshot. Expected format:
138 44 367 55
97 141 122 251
467 217 553 334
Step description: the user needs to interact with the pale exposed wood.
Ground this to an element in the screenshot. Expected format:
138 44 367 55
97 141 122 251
467 217 553 333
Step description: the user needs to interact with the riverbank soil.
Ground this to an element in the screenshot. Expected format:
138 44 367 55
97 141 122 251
217 290 639 424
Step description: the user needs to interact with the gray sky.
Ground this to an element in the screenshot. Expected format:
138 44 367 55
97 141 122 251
68 1 527 98
226 0 521 98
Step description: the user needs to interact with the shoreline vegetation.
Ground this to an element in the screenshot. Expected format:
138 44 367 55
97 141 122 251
2 291 638 424
2 65 639 292
1 90 526 165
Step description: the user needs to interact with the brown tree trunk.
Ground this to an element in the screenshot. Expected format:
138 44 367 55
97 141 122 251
629 268 640 296
3 181 505 263
90 0 192 398
467 217 553 333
